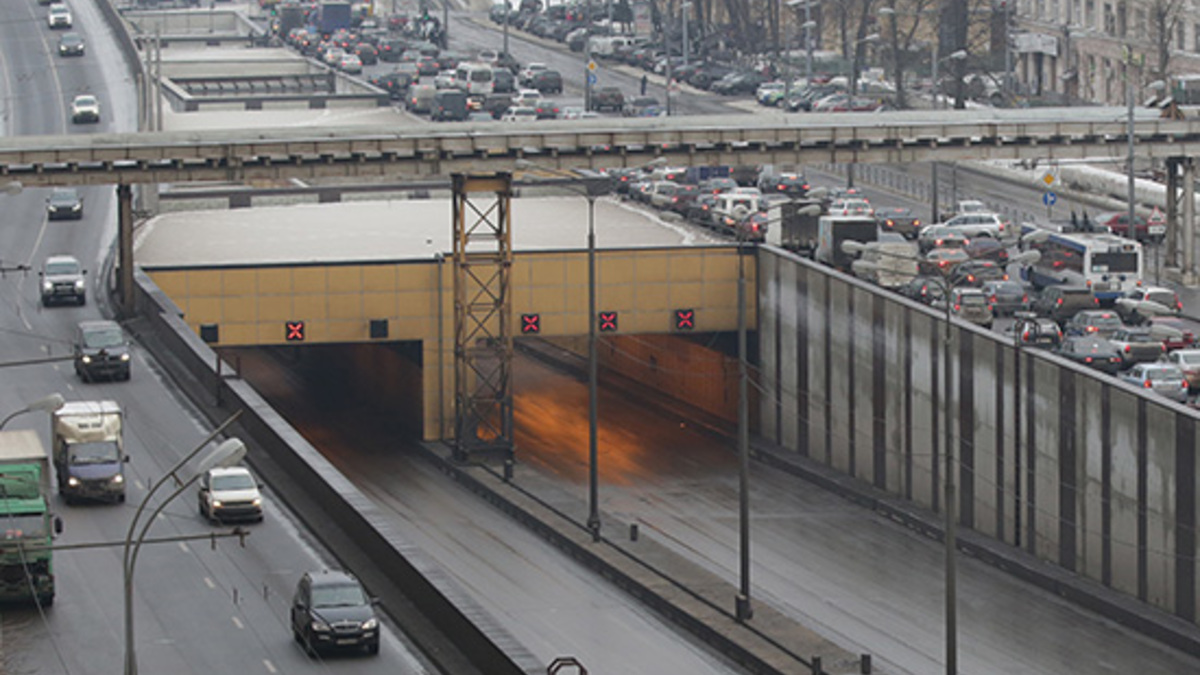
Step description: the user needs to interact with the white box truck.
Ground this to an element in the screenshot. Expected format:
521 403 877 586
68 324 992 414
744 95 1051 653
50 401 127 504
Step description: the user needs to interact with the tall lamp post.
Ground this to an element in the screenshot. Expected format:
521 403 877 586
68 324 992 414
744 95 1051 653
784 0 815 86
124 416 247 675
515 160 618 541
847 241 1038 675
0 394 64 430
929 49 968 223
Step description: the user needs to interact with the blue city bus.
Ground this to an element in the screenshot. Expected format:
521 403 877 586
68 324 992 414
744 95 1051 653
1022 229 1144 302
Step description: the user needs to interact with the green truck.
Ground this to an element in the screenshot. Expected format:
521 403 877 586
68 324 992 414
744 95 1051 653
0 429 61 606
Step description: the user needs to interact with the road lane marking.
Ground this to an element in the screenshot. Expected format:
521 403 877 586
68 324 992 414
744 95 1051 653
262 660 277 673
177 541 187 553
203 577 215 589
231 616 244 630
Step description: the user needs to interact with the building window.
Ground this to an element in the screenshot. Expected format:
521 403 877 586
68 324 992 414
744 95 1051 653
1073 0 1081 26
1085 0 1095 29
1037 0 1044 20
1104 4 1115 36
1178 22 1185 51
1134 8 1145 41
1195 23 1200 52
1050 0 1060 22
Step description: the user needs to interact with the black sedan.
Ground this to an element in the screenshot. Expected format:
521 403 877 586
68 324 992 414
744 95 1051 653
875 207 922 239
58 32 85 57
46 187 83 220
1055 335 1123 374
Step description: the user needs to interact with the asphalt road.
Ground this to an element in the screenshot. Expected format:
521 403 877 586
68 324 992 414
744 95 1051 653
0 3 433 673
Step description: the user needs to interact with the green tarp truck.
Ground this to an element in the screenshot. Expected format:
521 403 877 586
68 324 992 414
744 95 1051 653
0 429 61 606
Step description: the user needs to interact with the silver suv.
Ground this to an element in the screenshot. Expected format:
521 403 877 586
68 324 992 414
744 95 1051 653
40 254 86 306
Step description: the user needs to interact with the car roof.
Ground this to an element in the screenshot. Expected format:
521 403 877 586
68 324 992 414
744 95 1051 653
46 253 80 264
207 466 252 478
78 319 120 331
306 570 361 587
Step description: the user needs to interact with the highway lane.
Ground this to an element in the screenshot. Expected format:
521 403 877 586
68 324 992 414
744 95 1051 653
0 3 436 673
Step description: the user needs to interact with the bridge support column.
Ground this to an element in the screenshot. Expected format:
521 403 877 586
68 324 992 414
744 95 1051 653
117 184 135 317
1185 159 1197 284
451 173 514 462
1166 157 1180 273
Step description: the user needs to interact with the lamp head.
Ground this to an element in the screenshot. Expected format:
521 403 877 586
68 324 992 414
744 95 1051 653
195 438 248 475
26 393 65 415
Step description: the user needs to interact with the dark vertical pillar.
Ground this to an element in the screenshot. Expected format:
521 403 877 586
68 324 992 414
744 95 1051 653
1025 356 1037 555
1137 399 1149 601
797 267 810 456
995 344 1006 538
872 294 887 489
1101 388 1113 587
903 310 913 500
1058 372 1077 571
958 333 974 528
117 184 135 317
823 275 833 464
1175 417 1196 622
932 316 941 513
847 290 856 476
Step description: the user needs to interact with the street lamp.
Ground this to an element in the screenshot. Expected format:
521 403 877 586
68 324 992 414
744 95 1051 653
124 415 247 675
845 241 1037 675
0 393 65 430
515 159 615 541
786 0 816 87
849 33 880 96
928 49 968 222
681 2 692 69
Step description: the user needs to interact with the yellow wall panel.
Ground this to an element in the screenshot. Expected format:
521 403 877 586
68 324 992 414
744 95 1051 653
636 287 672 311
293 295 329 320
327 267 364 293
396 290 436 317
259 297 293 322
362 293 397 317
598 285 634 311
667 281 705 306
394 265 434 291
328 293 364 319
187 271 224 298
222 296 258 322
257 268 294 294
668 255 705 281
361 266 398 292
188 296 222 323
634 254 670 282
527 286 570 313
524 258 568 286
292 268 327 293
219 322 259 346
150 271 188 299
220 269 258 297
600 257 635 284
325 320 365 342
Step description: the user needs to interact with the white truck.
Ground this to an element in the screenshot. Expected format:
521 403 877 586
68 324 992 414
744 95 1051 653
50 401 127 504
814 214 879 272
853 236 920 289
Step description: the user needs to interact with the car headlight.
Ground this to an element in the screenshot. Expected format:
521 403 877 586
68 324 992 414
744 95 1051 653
251 498 262 507
71 204 80 211
74 279 85 290
361 618 377 630
42 281 52 292
81 355 92 364
120 353 131 362
111 474 124 484
67 477 80 487
310 620 331 632
211 499 223 508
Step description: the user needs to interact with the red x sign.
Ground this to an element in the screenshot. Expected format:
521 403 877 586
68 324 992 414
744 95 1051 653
674 309 695 330
598 311 618 332
521 313 540 334
285 321 305 341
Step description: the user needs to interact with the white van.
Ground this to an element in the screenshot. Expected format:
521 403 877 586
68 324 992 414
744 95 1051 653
455 62 494 96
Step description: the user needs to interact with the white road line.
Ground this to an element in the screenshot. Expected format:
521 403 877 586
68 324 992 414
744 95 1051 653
231 616 244 630
203 577 215 590
176 541 187 553
262 659 277 673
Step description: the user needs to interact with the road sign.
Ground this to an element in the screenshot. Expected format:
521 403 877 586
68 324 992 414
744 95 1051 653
1041 172 1056 187
1043 191 1057 207
587 73 597 86
587 60 596 71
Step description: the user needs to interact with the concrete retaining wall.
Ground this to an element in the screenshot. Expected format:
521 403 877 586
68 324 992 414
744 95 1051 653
758 246 1200 640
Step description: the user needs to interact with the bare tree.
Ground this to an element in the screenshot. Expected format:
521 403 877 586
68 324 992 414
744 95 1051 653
880 0 938 108
1148 0 1185 81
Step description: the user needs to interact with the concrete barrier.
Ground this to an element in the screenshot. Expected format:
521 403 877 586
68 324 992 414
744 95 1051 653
758 245 1200 655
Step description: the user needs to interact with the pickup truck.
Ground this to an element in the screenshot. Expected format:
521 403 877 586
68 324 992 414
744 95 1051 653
1108 327 1165 368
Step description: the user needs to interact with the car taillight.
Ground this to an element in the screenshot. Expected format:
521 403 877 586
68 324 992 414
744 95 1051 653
1022 294 1029 303
1056 298 1064 305
1094 298 1101 305
1022 330 1031 341
1085 357 1093 363
954 304 961 311
751 223 760 232
1124 345 1132 353
1086 326 1096 333
1178 301 1184 311
1144 380 1154 388
990 295 997 303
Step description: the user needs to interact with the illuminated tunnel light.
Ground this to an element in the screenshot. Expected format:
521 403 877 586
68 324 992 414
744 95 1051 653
674 309 695 330
521 313 541 334
285 320 306 341
598 311 618 332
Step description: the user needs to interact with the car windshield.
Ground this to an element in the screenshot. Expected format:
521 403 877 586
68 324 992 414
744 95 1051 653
212 473 256 491
69 440 120 464
1094 315 1123 330
75 96 96 107
1179 353 1200 365
1146 291 1177 307
51 189 77 202
83 326 124 348
46 260 79 275
311 582 368 608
